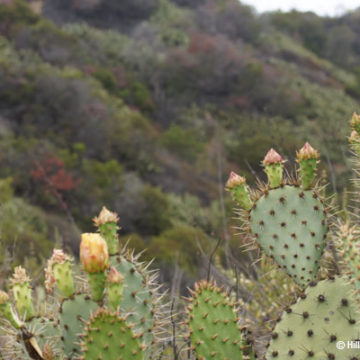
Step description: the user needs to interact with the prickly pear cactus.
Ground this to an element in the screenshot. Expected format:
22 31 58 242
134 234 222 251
186 280 245 360
227 144 329 288
80 308 145 360
266 276 360 359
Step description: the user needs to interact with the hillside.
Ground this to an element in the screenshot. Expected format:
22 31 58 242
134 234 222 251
0 0 359 288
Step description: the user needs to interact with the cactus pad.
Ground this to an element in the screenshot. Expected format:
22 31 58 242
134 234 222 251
266 276 360 359
250 185 327 287
187 280 244 360
59 294 98 357
81 308 144 360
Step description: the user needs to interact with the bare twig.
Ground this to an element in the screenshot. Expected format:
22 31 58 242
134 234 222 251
206 237 222 282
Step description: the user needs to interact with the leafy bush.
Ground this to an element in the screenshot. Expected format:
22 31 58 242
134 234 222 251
149 225 212 274
161 124 204 162
134 185 172 236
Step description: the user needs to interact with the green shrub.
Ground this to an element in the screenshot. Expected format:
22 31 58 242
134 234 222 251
135 185 171 235
161 124 204 162
149 225 211 273
0 198 53 272
0 0 39 26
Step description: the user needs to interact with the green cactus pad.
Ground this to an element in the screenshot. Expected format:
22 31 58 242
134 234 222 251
81 308 144 360
266 276 360 359
187 280 244 360
12 282 35 321
59 294 98 357
111 255 155 348
250 185 327 287
52 261 74 298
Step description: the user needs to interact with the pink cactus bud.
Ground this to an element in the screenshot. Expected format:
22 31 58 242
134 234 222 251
10 266 31 285
350 130 360 144
225 171 246 190
263 149 283 165
80 233 109 274
93 206 119 227
297 142 319 160
351 112 360 128
106 267 124 284
0 290 9 305
50 249 72 264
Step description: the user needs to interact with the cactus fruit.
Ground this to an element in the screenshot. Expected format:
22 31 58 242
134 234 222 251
296 142 320 190
266 276 360 359
59 294 99 357
351 112 360 135
263 149 284 188
10 266 35 321
80 308 145 360
93 206 120 255
186 280 245 360
106 267 125 311
226 172 253 210
228 145 328 288
45 250 75 298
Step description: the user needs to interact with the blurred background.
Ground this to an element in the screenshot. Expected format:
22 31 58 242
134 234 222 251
0 0 359 292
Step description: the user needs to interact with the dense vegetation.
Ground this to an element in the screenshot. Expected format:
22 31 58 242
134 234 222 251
0 0 359 290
